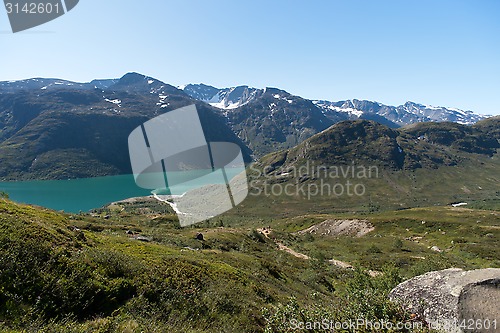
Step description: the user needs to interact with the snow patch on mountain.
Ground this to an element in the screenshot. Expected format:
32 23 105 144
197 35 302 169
182 84 263 110
313 99 489 126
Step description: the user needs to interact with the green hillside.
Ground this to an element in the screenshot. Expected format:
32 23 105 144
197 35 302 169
227 119 500 220
1 193 499 332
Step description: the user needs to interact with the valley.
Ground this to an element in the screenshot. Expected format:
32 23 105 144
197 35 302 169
0 74 498 333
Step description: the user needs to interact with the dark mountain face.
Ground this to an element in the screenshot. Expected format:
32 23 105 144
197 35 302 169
359 113 400 128
182 85 343 156
223 88 339 156
401 122 500 157
0 73 251 180
280 120 406 170
473 116 500 141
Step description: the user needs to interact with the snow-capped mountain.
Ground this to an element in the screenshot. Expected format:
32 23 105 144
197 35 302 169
181 83 491 155
182 84 263 110
184 84 489 126
182 84 351 156
314 99 487 126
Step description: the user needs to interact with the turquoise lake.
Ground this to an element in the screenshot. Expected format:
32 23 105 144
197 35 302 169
0 175 151 213
0 169 245 213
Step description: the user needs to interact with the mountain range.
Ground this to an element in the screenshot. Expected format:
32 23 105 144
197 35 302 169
181 83 490 155
0 72 496 180
182 83 488 126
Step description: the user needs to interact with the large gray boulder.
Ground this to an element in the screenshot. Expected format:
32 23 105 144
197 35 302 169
389 268 500 333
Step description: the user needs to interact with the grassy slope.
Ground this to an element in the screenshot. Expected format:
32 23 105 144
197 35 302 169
1 196 497 332
216 155 500 225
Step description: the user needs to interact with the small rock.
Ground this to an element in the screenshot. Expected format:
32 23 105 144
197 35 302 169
195 233 204 241
431 246 443 253
182 246 199 251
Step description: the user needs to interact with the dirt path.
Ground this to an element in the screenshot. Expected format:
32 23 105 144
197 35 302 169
329 259 352 269
276 242 310 260
257 227 353 268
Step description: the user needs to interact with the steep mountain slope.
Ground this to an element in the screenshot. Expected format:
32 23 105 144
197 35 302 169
261 120 496 170
183 84 348 156
224 88 345 156
305 119 499 176
401 121 500 159
260 119 500 173
0 73 251 180
473 116 500 140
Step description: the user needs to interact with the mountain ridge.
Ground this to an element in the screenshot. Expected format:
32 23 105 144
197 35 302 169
0 73 497 180
181 83 489 125
1 76 490 126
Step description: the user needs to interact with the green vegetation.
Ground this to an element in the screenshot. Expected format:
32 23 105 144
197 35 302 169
0 195 497 332
0 114 498 331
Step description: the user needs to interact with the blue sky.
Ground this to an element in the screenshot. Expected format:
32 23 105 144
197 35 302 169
1 0 499 115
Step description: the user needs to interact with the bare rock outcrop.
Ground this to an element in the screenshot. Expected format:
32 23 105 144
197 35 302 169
389 268 500 333
295 219 374 237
